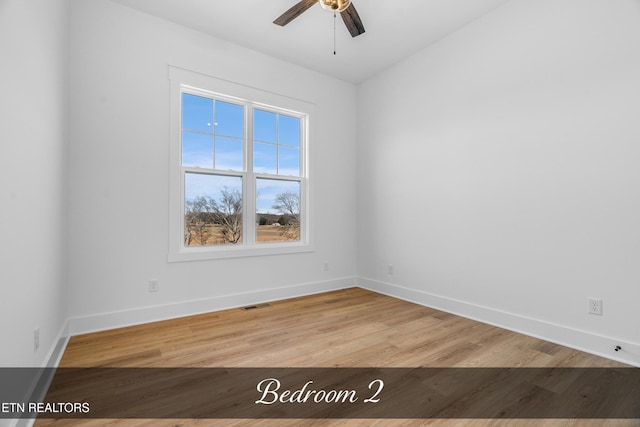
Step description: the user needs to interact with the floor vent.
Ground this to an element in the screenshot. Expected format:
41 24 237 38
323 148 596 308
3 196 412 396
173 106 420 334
241 303 271 311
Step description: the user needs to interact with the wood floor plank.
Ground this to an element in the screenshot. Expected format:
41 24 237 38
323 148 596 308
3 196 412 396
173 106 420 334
36 287 635 426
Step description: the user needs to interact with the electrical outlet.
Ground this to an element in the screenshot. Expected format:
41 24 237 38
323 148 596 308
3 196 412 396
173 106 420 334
387 264 394 275
149 279 158 293
323 261 329 272
34 328 39 352
588 298 602 315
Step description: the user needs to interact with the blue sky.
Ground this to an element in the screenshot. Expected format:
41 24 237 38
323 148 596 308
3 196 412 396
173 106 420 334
182 93 301 213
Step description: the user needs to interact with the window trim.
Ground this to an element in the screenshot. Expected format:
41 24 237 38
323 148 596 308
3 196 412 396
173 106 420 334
168 66 314 262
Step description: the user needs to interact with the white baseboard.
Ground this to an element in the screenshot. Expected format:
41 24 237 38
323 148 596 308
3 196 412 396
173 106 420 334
44 324 69 369
358 277 640 368
50 274 640 368
13 275 634 427
67 277 357 336
8 322 71 427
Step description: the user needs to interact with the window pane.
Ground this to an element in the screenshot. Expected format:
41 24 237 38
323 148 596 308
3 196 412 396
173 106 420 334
253 142 277 174
182 94 213 133
278 146 300 176
184 173 243 246
279 115 300 147
215 137 243 171
256 179 300 243
182 132 213 168
215 101 243 138
254 109 277 143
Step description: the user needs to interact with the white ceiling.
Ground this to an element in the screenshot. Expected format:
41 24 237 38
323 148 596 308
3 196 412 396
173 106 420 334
109 0 512 83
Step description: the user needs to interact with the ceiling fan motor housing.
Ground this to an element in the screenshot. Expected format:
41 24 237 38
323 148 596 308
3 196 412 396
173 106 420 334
274 0 364 38
319 0 351 13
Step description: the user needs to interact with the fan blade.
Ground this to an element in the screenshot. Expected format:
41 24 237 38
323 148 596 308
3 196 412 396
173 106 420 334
274 0 317 26
340 3 365 37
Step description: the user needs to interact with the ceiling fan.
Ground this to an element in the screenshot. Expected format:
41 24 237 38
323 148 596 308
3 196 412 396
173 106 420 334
274 0 365 38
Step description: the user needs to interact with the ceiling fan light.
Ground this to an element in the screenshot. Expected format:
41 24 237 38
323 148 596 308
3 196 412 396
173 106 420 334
318 0 351 13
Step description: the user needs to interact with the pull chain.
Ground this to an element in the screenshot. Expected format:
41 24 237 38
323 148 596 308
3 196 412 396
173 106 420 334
333 12 336 55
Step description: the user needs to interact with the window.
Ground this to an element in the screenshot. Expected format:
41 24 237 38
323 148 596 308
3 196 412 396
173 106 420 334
169 67 312 261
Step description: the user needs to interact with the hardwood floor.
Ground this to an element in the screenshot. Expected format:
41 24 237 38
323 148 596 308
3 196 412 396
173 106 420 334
36 287 637 426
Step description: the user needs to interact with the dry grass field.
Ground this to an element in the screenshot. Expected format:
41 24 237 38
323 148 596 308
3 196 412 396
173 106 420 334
186 224 299 246
256 225 299 242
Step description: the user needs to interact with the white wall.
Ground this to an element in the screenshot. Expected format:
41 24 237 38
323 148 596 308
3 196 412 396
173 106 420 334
358 0 640 365
66 0 358 332
0 0 69 367
4 0 636 370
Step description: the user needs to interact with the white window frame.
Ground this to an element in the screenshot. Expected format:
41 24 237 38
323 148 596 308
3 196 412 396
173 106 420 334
168 66 314 262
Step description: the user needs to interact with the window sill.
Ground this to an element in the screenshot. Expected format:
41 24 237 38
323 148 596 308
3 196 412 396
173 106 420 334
168 242 314 262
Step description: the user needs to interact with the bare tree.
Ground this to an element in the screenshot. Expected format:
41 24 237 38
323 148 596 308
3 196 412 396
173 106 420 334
185 195 216 245
213 187 242 244
184 188 242 246
272 191 300 240
272 192 300 224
